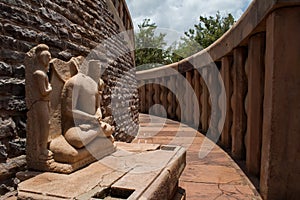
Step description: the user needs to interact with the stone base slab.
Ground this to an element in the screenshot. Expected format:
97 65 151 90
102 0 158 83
18 143 186 200
26 137 116 174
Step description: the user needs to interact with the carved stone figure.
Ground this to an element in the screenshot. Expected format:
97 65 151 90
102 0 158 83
25 45 115 173
60 59 115 150
25 44 53 166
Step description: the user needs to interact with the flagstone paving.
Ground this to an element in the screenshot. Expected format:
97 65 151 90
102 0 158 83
134 114 262 200
3 113 262 200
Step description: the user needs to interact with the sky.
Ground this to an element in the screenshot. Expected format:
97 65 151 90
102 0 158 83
126 0 253 43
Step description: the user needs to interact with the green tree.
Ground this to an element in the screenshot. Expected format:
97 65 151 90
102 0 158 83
185 11 234 48
135 19 172 71
171 37 202 63
172 12 235 62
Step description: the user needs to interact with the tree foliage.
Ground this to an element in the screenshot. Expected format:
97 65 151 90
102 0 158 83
170 37 202 63
170 12 235 62
134 19 172 71
185 11 235 49
135 12 235 69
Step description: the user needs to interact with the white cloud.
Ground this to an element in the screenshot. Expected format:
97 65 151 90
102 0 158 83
126 0 253 43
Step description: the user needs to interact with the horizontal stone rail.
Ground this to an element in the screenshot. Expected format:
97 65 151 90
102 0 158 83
137 0 300 199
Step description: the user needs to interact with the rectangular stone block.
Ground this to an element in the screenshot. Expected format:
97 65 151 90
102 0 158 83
231 47 247 160
18 143 186 200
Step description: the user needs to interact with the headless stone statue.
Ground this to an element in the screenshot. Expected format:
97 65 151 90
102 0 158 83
61 60 114 149
25 45 115 173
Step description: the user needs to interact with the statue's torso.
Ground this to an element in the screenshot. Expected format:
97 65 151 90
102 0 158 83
32 69 51 101
75 74 98 115
61 73 98 133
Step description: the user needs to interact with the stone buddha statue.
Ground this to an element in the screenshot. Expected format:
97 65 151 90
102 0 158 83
25 44 115 173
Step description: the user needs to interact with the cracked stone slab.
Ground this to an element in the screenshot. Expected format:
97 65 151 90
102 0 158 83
114 142 160 152
180 164 242 184
17 143 186 200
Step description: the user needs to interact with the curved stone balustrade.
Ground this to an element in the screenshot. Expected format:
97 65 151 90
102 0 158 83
137 1 300 199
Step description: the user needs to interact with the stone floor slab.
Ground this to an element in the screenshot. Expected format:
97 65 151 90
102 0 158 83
136 114 262 200
18 143 186 200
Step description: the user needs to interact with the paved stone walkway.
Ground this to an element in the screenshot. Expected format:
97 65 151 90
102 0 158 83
134 114 262 200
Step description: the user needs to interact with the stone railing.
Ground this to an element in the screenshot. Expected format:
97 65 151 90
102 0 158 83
137 0 300 199
110 0 133 31
108 0 134 44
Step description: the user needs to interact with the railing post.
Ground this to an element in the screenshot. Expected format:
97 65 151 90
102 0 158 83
169 76 176 119
186 71 193 125
153 80 160 116
140 81 146 113
261 7 300 200
145 80 154 113
220 56 233 148
206 63 222 140
175 74 181 121
231 47 247 160
245 33 265 177
180 73 187 123
144 81 148 113
118 0 124 21
194 69 201 129
200 67 209 132
160 78 168 115
167 77 173 118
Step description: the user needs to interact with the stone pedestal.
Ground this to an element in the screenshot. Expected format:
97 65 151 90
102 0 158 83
18 143 186 200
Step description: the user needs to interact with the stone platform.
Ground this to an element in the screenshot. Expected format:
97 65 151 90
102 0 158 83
17 142 186 200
